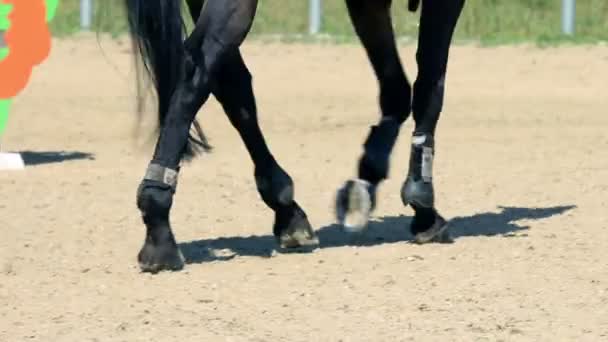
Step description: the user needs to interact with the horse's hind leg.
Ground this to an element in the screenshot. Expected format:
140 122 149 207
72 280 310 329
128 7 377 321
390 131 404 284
401 0 464 243
336 0 411 232
212 50 318 249
137 0 258 272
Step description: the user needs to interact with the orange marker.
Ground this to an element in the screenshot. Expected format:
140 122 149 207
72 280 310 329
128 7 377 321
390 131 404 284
0 0 51 99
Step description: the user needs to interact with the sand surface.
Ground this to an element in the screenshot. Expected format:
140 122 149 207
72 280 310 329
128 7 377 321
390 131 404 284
1 35 607 341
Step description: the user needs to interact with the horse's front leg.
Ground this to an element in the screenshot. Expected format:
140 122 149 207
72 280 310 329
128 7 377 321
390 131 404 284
212 50 318 250
336 0 411 232
401 0 465 243
137 0 259 272
135 50 209 273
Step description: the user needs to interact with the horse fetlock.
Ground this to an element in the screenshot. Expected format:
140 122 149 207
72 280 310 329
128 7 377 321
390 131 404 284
401 178 434 209
255 164 294 210
137 163 179 216
358 117 401 183
358 152 390 185
136 180 175 221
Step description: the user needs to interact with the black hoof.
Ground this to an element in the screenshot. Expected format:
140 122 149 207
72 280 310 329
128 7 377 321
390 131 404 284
335 179 376 233
274 203 319 251
137 239 185 273
410 208 453 244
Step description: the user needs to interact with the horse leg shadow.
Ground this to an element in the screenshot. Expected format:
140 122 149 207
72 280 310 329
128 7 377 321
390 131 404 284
178 204 576 265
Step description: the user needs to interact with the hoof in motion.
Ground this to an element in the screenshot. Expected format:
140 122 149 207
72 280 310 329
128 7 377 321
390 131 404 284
336 179 375 233
138 241 185 273
412 213 453 244
275 204 319 251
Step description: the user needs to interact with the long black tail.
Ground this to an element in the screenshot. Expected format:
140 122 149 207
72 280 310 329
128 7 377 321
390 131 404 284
124 0 210 160
408 0 421 12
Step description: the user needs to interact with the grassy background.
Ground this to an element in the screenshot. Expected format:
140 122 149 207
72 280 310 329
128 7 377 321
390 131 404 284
49 0 608 44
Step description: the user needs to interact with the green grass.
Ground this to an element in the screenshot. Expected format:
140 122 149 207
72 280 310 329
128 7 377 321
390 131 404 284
48 0 608 45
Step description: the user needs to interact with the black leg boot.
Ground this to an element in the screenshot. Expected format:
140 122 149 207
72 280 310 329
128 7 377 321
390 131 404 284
401 133 452 243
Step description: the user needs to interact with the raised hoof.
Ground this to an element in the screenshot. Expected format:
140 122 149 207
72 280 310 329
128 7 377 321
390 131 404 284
137 241 185 273
275 205 319 251
336 179 375 233
412 214 453 244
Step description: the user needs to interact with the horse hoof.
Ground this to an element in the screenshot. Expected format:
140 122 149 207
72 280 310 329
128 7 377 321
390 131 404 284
278 229 319 251
137 241 185 273
335 179 374 233
412 214 453 244
275 204 319 251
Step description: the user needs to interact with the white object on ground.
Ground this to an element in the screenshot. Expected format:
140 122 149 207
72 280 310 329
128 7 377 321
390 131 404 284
0 152 25 170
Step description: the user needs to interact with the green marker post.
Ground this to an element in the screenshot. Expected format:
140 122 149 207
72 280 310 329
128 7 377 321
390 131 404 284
0 1 12 137
0 25 9 137
46 0 59 22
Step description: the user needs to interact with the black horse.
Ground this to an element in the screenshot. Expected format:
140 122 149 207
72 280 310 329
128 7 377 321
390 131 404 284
125 0 465 272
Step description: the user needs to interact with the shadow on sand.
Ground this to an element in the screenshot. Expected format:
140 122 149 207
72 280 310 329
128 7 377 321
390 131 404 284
19 151 95 166
179 205 576 265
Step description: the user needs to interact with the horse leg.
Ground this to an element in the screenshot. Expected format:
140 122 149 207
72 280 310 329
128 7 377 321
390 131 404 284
336 0 411 232
137 0 258 272
143 0 315 258
188 0 315 248
212 50 318 249
401 0 465 244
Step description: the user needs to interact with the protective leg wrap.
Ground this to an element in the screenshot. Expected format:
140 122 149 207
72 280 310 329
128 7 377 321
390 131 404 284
401 133 435 209
143 163 179 191
358 117 401 185
137 163 180 220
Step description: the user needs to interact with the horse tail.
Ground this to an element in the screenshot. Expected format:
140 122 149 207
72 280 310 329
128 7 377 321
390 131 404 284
124 0 210 161
408 0 421 12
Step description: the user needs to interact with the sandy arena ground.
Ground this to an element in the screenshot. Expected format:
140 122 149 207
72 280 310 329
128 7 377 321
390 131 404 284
1 35 607 341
